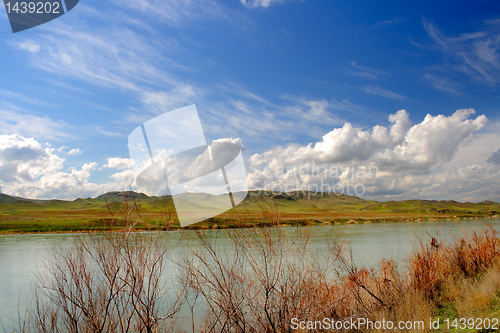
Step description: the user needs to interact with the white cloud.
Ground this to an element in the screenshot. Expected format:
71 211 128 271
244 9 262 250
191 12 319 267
0 134 133 200
112 0 228 26
9 14 187 99
13 40 40 53
423 73 462 95
364 163 500 202
0 109 72 141
7 6 212 135
68 148 82 156
241 0 304 9
363 85 405 100
488 148 500 165
345 62 389 80
246 109 497 201
376 109 487 171
424 18 500 86
0 89 49 105
104 157 133 170
250 109 486 170
213 137 244 147
141 85 197 114
0 134 63 183
202 94 346 149
110 169 135 184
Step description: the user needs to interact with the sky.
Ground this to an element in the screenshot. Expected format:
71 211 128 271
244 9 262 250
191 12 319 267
0 0 499 202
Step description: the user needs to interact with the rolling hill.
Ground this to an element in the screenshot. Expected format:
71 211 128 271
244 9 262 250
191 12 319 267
0 190 498 233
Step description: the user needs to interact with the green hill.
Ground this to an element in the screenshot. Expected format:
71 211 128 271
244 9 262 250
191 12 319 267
0 190 498 233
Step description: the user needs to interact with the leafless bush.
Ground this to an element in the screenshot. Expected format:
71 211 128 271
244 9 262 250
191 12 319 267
23 232 183 333
178 226 343 333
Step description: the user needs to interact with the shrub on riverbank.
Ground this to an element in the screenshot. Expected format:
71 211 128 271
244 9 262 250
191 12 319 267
177 226 500 332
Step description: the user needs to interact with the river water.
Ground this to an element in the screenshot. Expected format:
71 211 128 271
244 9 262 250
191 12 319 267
1 218 499 330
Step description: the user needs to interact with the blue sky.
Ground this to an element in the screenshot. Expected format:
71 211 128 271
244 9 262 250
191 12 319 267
0 0 499 201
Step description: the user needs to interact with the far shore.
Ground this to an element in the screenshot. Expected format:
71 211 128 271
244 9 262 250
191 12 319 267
1 214 498 235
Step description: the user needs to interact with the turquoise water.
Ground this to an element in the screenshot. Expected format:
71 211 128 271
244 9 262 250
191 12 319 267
1 218 499 330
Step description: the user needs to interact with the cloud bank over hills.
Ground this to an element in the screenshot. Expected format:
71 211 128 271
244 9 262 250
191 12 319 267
1 109 498 202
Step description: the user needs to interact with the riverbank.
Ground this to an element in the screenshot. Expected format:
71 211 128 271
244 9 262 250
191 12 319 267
1 215 499 235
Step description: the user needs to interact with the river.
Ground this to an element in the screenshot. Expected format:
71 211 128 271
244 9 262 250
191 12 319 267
1 217 499 331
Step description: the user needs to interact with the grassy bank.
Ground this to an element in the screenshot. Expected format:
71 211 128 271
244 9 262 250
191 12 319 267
0 191 499 233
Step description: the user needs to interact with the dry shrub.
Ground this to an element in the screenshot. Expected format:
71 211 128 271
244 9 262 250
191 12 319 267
177 226 500 333
29 232 183 333
179 228 418 333
407 237 450 303
178 227 347 333
449 227 500 278
407 226 500 306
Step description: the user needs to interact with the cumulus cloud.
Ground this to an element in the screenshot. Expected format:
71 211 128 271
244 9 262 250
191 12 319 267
68 148 82 156
247 109 496 201
250 109 486 170
126 137 244 196
0 135 132 200
488 148 500 165
213 137 244 147
104 157 133 170
0 134 63 184
110 169 135 185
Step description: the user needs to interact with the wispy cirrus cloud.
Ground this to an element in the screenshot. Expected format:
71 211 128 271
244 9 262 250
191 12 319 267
240 0 305 9
363 85 405 100
7 6 202 134
12 40 40 53
371 17 404 29
200 91 354 150
111 0 229 26
346 62 389 80
424 18 500 86
423 73 462 95
0 108 73 141
13 27 181 93
0 89 52 106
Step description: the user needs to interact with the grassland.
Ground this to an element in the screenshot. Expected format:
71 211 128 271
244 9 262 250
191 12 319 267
0 191 498 233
